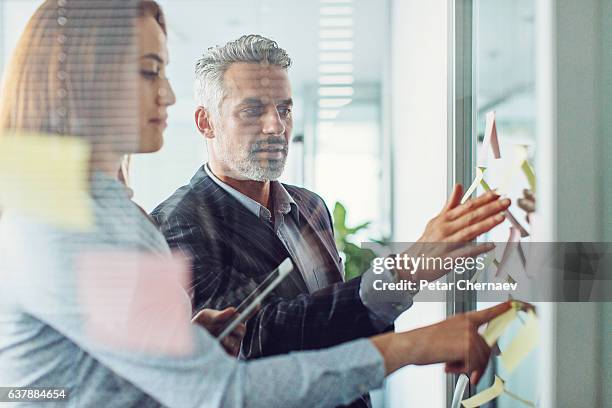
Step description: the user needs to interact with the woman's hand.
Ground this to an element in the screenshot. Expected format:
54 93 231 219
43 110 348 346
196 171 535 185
192 307 246 357
370 301 513 385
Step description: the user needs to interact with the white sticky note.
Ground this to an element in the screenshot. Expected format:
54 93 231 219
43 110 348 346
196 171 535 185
495 227 522 279
0 133 93 230
474 174 529 238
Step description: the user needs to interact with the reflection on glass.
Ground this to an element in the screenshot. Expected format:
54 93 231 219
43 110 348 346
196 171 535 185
473 0 538 407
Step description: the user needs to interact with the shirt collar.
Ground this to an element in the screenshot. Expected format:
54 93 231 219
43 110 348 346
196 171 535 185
90 171 132 201
204 163 299 223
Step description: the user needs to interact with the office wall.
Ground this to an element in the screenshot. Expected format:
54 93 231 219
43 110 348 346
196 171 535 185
387 0 448 407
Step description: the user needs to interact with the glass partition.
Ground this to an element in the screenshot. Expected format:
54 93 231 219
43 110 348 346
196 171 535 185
456 0 539 406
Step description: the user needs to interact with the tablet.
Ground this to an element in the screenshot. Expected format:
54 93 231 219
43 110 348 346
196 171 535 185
216 258 293 340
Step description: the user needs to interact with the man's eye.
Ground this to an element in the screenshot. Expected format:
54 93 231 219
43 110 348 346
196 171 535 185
243 107 264 116
277 107 292 117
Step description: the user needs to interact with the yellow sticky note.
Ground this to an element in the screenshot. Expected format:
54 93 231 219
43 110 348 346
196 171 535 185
521 160 536 193
482 306 518 347
504 388 537 407
0 133 93 230
461 167 486 204
461 375 505 407
501 310 539 373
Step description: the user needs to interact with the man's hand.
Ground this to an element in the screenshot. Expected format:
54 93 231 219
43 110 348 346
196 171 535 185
419 185 509 243
397 185 510 283
371 301 513 385
192 307 246 357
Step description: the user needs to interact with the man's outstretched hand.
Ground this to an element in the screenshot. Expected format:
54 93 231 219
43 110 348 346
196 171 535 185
397 185 510 283
420 184 510 243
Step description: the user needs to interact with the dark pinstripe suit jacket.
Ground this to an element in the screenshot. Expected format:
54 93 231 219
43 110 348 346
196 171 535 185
151 166 390 407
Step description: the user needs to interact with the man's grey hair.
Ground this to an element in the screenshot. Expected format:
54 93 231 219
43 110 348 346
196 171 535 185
194 34 292 119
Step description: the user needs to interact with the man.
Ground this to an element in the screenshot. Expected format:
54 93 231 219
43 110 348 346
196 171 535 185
151 34 509 407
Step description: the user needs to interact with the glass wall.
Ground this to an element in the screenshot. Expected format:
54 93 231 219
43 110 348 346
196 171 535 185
470 0 538 406
473 0 536 243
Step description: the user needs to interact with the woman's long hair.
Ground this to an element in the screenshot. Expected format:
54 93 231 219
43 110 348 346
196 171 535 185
0 0 165 151
0 0 165 220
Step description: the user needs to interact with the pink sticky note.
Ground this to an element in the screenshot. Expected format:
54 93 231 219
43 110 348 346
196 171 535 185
505 209 529 238
76 251 194 356
479 111 502 166
485 111 501 159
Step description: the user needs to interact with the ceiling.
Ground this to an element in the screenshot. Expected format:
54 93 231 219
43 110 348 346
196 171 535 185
157 0 390 101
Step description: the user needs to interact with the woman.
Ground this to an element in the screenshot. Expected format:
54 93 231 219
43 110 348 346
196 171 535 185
0 1 509 407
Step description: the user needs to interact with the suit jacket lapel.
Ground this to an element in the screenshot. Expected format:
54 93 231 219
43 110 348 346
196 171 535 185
191 168 309 294
290 190 344 280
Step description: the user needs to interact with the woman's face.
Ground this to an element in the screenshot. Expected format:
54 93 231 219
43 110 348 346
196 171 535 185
137 16 176 153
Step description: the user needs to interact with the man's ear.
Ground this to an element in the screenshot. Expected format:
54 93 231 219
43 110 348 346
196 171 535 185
195 106 215 139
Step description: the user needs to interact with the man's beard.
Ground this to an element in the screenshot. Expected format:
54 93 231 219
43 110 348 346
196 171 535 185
214 134 288 182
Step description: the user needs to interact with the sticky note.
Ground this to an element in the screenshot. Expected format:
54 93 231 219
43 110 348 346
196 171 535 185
76 251 194 356
461 167 486 204
485 111 501 159
482 305 518 347
504 210 529 237
517 241 527 268
461 375 505 407
478 111 501 167
501 310 539 373
495 227 522 279
495 145 529 195
521 160 536 193
0 133 93 230
475 175 530 238
503 388 537 407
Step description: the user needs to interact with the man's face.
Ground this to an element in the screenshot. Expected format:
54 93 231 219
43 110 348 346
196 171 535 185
211 62 293 181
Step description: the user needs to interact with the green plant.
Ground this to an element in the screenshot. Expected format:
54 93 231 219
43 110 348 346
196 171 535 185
333 202 387 281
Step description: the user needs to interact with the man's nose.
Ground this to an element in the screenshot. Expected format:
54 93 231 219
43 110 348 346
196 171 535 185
262 107 285 135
